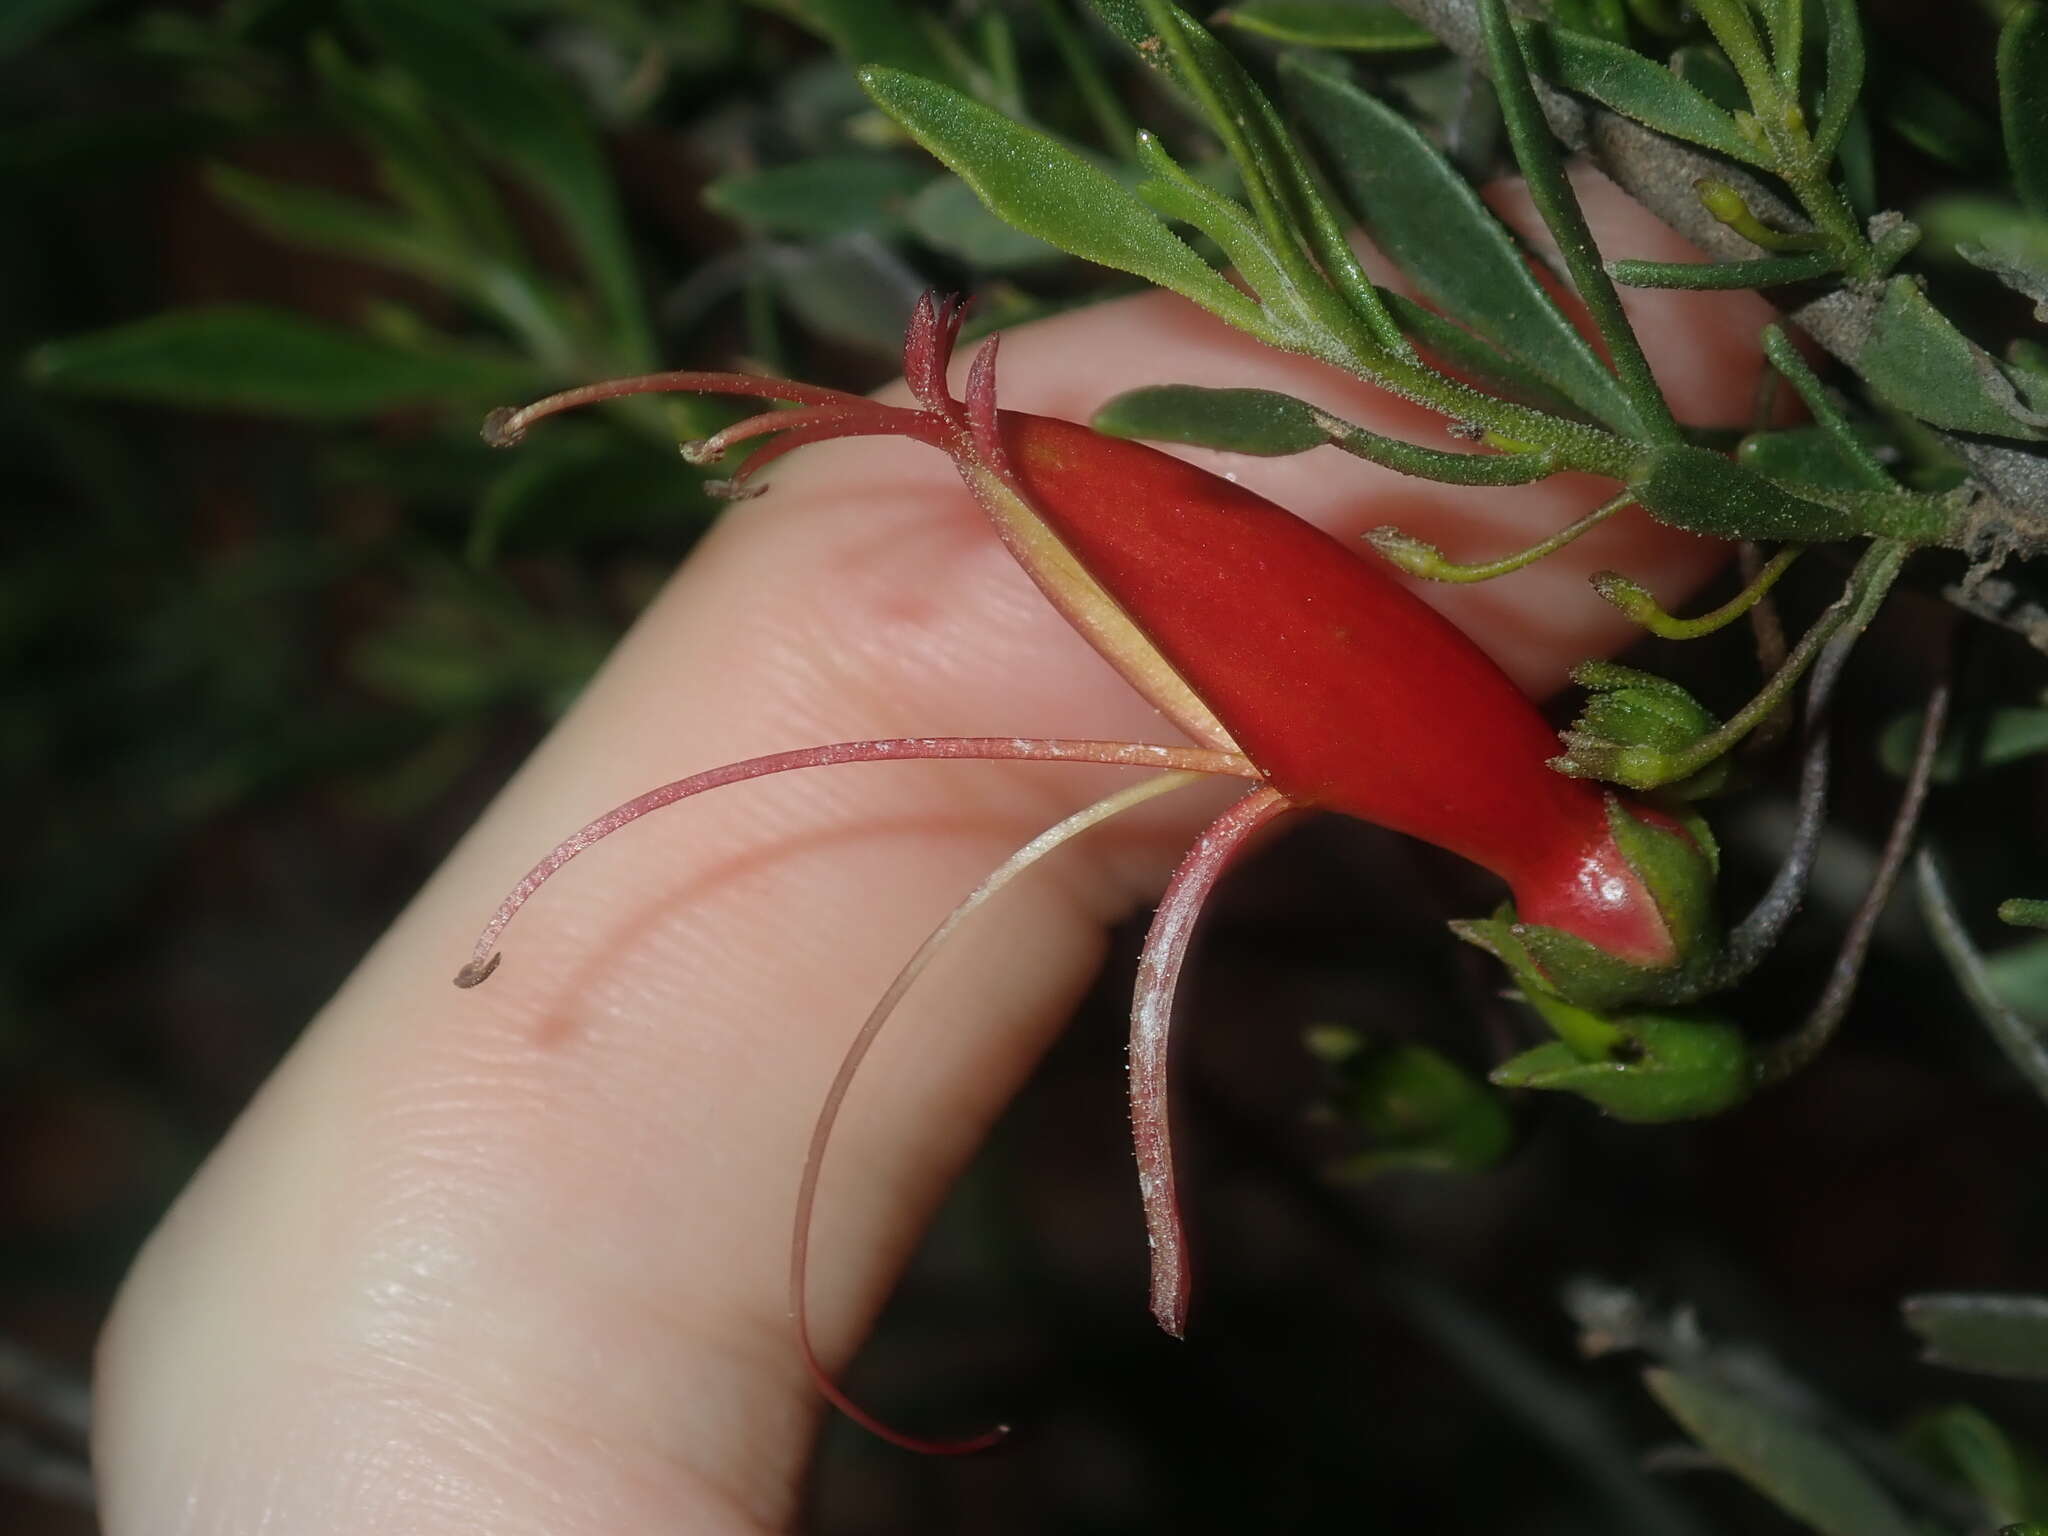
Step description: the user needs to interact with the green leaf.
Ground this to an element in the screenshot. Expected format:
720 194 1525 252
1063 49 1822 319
858 66 1261 329
904 174 1068 268
1517 21 1766 165
1552 0 1631 46
1635 442 1943 541
468 423 701 565
794 0 956 81
346 0 651 365
1094 384 1330 454
205 164 477 289
1860 277 2046 439
1096 382 1562 482
704 155 933 238
1215 0 1439 51
764 233 928 356
1905 1404 2048 1525
1644 1370 1920 1536
1326 1042 1515 1177
1476 0 1674 439
26 307 546 419
309 38 524 268
1984 935 2048 1021
1610 251 1834 288
1885 67 2004 173
2002 4 2048 217
1281 54 1640 430
1738 424 1892 494
1813 0 1865 156
1905 1294 2048 1380
1670 43 1747 111
1881 705 2048 782
1383 293 1587 417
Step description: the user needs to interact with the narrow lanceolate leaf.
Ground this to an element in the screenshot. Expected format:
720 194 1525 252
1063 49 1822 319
310 39 524 268
2002 3 2048 217
25 306 547 418
1610 252 1835 289
1480 0 1675 442
1281 54 1640 431
1095 384 1332 456
1516 22 1767 165
1814 0 1866 156
858 67 1262 329
905 176 1068 269
1383 294 1587 417
1860 277 2047 439
1903 1405 2043 1527
795 0 957 80
1644 1370 1919 1536
347 0 652 365
704 156 933 239
205 165 503 306
1094 383 1560 483
1904 1293 2048 1379
1216 0 1439 51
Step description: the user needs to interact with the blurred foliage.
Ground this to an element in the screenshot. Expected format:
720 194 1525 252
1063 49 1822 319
9 0 2048 1532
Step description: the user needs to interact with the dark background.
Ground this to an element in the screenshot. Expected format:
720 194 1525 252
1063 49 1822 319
6 1 2045 1531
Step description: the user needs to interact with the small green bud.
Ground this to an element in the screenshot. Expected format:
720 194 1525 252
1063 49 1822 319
1328 1042 1516 1177
2001 898 2048 931
1553 664 1730 797
1363 525 1448 576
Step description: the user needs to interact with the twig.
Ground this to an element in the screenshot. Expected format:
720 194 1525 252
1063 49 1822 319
1703 624 1855 991
1759 658 1953 1083
1917 847 2048 1109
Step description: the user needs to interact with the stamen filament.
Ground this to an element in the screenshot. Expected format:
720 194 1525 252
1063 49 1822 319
481 369 882 448
791 768 1211 1455
454 738 1260 987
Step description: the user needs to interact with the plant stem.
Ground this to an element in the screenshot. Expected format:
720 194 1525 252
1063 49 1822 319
1372 491 1635 582
1597 539 1908 788
1759 660 1951 1084
1595 545 1804 639
1691 0 1874 278
1919 847 2048 1109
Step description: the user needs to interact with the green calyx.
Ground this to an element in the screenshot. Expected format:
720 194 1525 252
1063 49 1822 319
1489 1003 1753 1123
1458 799 1745 1122
1553 662 1730 798
1454 797 1723 1014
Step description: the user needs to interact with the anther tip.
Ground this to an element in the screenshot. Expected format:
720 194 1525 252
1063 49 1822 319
453 953 503 989
481 408 526 449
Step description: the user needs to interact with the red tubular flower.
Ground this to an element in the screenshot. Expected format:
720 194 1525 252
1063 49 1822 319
459 293 1719 1450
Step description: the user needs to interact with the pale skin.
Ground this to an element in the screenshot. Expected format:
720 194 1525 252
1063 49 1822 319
94 178 1781 1534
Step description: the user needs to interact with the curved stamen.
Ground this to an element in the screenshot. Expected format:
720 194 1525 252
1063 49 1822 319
682 403 950 472
792 769 1211 1455
481 369 880 448
454 738 1261 987
904 292 971 424
965 334 1016 486
1129 787 1293 1338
